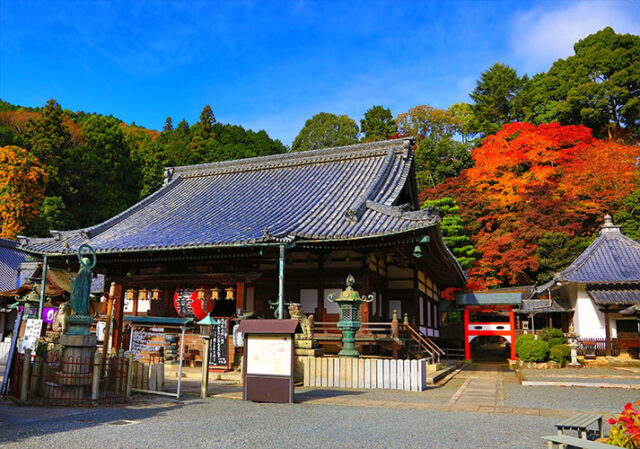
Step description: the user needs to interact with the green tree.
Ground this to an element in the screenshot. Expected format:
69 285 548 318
360 105 397 141
470 63 529 136
30 196 77 236
421 197 476 270
447 102 476 143
291 112 359 152
615 189 640 242
535 231 591 283
24 99 73 197
396 105 473 189
67 115 139 226
528 27 640 141
187 105 217 164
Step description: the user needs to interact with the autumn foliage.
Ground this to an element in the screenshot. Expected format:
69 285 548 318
0 146 47 239
423 122 640 287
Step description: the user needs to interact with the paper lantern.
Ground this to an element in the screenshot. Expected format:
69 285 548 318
173 287 215 320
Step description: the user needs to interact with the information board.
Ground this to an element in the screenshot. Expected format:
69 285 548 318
246 335 292 376
209 317 229 368
130 327 164 361
18 319 43 354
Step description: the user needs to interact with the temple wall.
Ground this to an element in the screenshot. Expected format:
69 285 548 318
573 284 606 338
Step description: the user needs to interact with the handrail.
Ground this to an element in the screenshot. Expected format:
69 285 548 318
405 324 444 355
400 324 444 362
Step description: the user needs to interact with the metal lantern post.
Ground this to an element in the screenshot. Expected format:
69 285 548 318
328 275 373 358
196 314 219 399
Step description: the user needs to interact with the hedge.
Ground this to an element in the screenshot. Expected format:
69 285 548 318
549 344 571 364
517 338 550 362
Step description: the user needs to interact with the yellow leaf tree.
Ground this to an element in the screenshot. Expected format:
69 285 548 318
0 145 47 239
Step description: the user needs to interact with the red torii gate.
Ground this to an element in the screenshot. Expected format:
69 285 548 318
456 291 521 361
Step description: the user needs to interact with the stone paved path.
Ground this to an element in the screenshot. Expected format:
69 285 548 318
449 363 509 406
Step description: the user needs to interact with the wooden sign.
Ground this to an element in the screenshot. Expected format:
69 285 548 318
18 319 43 354
237 319 299 404
209 317 229 369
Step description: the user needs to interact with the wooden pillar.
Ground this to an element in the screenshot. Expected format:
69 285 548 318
112 284 124 351
315 253 325 322
132 290 139 317
509 306 516 360
604 308 612 356
236 281 245 314
464 306 471 360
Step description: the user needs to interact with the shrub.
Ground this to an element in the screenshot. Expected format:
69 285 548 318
539 327 564 342
549 344 571 364
517 339 550 362
548 337 565 348
515 333 536 353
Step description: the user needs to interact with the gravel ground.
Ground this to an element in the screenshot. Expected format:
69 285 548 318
296 377 465 405
504 384 639 412
1 397 558 449
524 377 640 385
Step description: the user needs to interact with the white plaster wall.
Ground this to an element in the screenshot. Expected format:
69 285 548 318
573 284 606 338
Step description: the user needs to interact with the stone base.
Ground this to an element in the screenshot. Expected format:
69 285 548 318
294 339 319 350
44 381 89 401
60 334 96 347
66 315 94 335
295 347 324 357
567 362 583 369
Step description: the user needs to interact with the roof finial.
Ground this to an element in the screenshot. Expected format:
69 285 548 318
600 213 620 234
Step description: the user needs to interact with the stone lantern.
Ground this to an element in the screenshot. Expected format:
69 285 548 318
566 324 582 368
328 275 373 358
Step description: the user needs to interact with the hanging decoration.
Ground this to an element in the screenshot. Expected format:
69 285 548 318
173 286 216 320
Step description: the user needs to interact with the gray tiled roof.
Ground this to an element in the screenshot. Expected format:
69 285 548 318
0 239 28 291
17 140 463 283
455 291 522 306
587 286 640 305
514 298 572 314
555 217 640 283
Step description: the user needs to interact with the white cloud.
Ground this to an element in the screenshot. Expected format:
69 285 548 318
510 1 640 73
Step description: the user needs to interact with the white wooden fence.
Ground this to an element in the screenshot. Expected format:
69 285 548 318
0 341 11 365
300 356 427 391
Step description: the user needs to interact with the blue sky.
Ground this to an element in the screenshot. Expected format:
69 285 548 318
1 0 638 146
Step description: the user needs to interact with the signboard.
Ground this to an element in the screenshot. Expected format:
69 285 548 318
246 335 292 376
96 321 106 342
130 327 164 360
0 309 23 395
18 318 43 354
209 317 229 369
237 319 298 404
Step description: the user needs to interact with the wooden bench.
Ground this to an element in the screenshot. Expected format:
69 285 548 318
555 413 603 440
541 435 616 449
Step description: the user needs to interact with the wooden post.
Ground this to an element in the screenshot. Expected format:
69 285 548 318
391 309 399 359
112 284 124 351
604 308 612 356
102 282 116 359
509 306 516 360
126 352 133 399
236 282 245 314
132 290 139 317
316 253 325 321
20 349 31 402
464 306 471 360
92 352 102 402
